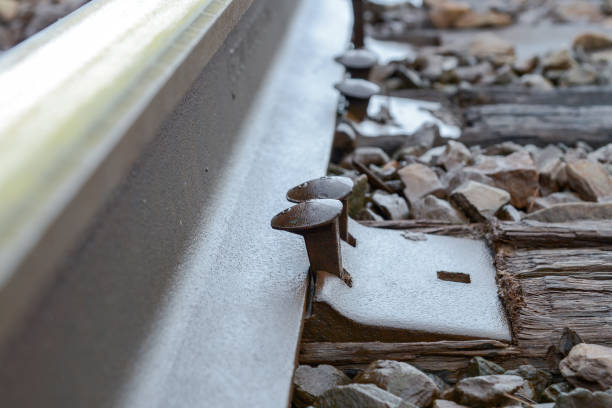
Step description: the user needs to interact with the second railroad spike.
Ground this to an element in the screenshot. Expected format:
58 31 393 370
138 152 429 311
271 199 352 287
334 78 380 122
334 48 378 80
286 176 356 246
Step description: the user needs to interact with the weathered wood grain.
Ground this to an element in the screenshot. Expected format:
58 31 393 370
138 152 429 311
388 88 451 103
493 222 612 360
492 220 612 248
460 104 612 147
359 219 483 238
299 340 523 382
455 86 612 107
370 29 441 46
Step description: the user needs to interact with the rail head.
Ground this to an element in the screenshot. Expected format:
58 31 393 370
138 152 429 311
0 0 254 347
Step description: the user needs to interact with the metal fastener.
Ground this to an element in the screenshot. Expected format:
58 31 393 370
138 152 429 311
335 49 378 80
350 0 364 49
334 78 380 122
271 199 353 287
286 176 357 246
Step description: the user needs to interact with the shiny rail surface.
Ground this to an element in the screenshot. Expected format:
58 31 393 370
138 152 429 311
0 0 256 348
0 0 349 406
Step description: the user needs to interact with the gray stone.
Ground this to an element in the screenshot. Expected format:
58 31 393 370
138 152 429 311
523 202 612 222
438 141 472 171
560 343 612 391
455 62 492 83
413 123 444 149
353 123 411 155
454 10 513 29
540 159 568 194
505 364 552 401
542 382 573 402
328 163 358 178
527 192 582 213
370 164 399 181
398 163 446 205
411 195 466 223
354 360 439 407
315 383 416 408
542 49 576 72
524 144 541 157
466 357 505 377
0 0 18 23
419 55 458 82
397 65 427 89
561 66 598 86
427 373 451 393
490 64 518 85
428 1 472 29
352 147 391 167
372 190 410 220
521 74 554 90
385 180 405 194
589 143 612 164
294 364 351 407
454 374 524 407
432 400 468 408
572 32 612 52
513 56 539 75
565 146 589 162
535 145 564 172
589 49 612 65
464 151 538 209
443 166 496 193
536 145 566 193
469 33 516 66
496 204 522 221
419 146 447 166
577 142 594 154
566 159 612 201
394 146 429 161
559 327 585 357
450 181 510 222
544 69 567 85
394 124 443 161
553 387 612 408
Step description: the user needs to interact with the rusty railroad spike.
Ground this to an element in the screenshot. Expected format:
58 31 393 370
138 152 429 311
334 78 380 122
350 0 364 49
286 176 357 247
334 48 378 80
271 199 353 287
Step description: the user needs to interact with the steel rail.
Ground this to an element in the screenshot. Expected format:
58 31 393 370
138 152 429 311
0 0 349 406
0 0 259 347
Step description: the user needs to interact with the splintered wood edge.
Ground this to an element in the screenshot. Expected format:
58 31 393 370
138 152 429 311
492 221 612 360
299 340 528 381
492 220 612 248
358 220 484 238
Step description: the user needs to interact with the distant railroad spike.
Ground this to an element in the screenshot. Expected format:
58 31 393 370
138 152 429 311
334 48 378 79
334 78 380 122
271 199 353 287
286 176 357 246
351 0 365 49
